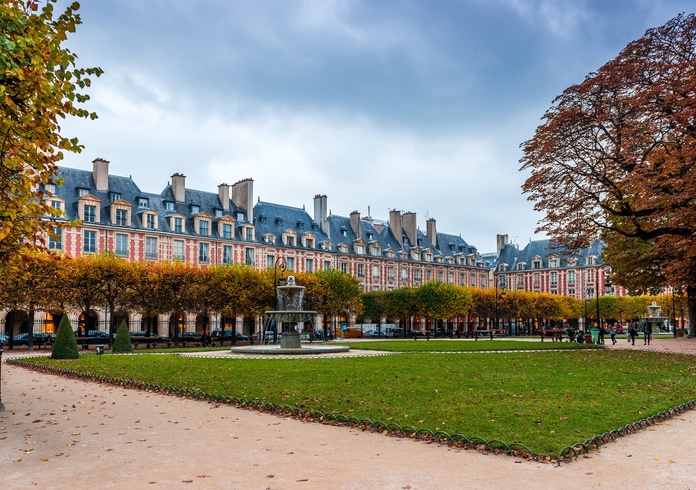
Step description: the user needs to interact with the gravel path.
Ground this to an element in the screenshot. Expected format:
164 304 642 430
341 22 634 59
1 338 695 489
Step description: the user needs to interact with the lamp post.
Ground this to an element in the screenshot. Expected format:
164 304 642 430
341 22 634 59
272 256 287 343
493 275 507 339
0 344 5 411
595 269 601 332
584 288 590 333
500 276 508 336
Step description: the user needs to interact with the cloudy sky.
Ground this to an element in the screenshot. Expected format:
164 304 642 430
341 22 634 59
58 0 693 253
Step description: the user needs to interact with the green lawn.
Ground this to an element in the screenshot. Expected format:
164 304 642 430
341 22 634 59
336 339 601 351
20 348 696 457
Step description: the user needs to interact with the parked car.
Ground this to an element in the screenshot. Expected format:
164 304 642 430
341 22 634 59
179 331 203 344
262 330 281 342
12 332 56 346
129 331 166 346
211 329 249 344
74 330 110 344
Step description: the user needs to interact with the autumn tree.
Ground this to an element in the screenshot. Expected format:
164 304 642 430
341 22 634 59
415 282 472 334
0 0 101 261
520 14 696 336
302 269 363 339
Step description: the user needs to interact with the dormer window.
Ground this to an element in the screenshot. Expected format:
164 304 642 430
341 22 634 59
275 217 283 226
110 193 121 201
259 215 267 224
341 229 347 237
78 188 89 197
367 232 374 240
84 204 96 223
355 244 364 254
214 209 223 218
533 260 541 269
145 213 157 230
245 227 254 241
236 212 245 222
191 204 200 214
199 220 209 236
165 201 175 211
115 209 128 226
45 183 56 194
286 236 295 246
138 198 148 208
222 223 232 239
297 221 304 229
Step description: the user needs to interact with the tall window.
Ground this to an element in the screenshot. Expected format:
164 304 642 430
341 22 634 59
173 240 184 261
306 258 314 273
438 271 444 282
324 260 331 271
84 205 96 223
387 266 394 280
414 268 420 282
223 245 232 264
174 217 183 233
568 270 576 285
199 220 209 236
116 209 127 226
357 264 364 278
146 214 156 230
48 227 62 250
246 228 253 241
145 237 157 259
198 243 209 263
267 254 275 268
286 257 295 271
245 247 254 266
401 267 407 281
550 271 558 286
223 223 232 239
115 234 128 256
533 272 541 289
372 265 379 279
83 230 96 253
459 273 465 286
341 262 348 273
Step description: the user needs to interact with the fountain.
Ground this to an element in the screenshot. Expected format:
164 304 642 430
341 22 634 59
230 276 350 355
639 301 669 334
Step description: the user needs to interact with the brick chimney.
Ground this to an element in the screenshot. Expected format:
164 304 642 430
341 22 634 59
171 173 186 203
92 158 109 192
231 178 253 222
350 211 361 239
218 183 230 211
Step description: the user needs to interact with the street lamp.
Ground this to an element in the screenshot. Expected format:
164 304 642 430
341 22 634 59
271 256 287 343
500 277 508 336
0 344 5 411
585 288 591 333
494 275 507 339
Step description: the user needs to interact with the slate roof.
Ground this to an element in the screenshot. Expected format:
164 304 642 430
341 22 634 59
496 239 605 271
49 165 487 268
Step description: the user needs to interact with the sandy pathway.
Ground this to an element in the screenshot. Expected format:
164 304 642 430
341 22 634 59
1 339 695 489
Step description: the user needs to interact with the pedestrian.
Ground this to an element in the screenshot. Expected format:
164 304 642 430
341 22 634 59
628 322 637 345
610 324 617 345
598 326 605 345
644 325 652 345
541 329 545 342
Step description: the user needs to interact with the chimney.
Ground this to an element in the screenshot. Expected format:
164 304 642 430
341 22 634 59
313 194 329 235
389 209 403 247
350 211 361 239
403 212 417 247
426 218 437 247
496 234 509 257
231 178 254 222
92 158 109 192
171 173 186 203
218 183 230 211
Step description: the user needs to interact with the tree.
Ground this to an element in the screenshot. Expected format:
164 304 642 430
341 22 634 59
51 314 78 359
520 14 696 335
0 0 101 261
415 282 472 334
302 269 363 339
112 319 132 354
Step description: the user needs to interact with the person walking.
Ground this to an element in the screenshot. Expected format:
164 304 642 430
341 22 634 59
610 324 617 345
644 325 652 345
628 322 637 345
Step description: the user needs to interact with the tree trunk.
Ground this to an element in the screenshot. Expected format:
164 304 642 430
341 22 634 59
687 285 695 338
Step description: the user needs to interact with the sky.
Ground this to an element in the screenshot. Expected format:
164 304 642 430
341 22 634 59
56 0 694 254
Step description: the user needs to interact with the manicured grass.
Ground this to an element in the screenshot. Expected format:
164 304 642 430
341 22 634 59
337 339 601 351
23 349 696 456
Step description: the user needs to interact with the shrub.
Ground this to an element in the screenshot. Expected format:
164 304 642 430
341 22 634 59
51 314 79 359
112 319 133 353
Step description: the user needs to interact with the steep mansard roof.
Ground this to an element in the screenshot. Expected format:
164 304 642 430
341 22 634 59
496 238 605 271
